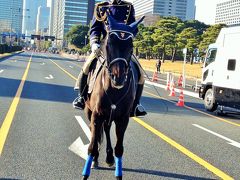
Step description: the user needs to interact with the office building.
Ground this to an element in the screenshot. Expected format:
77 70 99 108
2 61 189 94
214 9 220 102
51 0 102 45
22 0 47 35
215 0 240 26
36 6 50 35
0 0 23 34
133 0 195 21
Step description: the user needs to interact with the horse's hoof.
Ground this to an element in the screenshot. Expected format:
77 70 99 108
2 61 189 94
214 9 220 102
106 156 114 167
82 175 88 180
91 161 99 169
116 176 122 180
107 163 114 167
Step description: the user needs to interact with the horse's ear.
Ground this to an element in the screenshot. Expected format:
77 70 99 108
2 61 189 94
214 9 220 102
106 12 118 31
129 16 145 31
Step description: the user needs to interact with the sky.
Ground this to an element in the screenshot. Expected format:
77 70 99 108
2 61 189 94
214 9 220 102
195 0 219 25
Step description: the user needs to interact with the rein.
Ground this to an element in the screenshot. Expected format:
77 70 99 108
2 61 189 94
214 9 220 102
102 67 133 125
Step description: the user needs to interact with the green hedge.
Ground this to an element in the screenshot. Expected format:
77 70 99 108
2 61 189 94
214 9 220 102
0 44 22 54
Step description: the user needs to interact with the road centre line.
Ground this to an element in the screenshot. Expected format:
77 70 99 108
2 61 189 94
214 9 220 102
132 117 233 179
50 58 233 179
0 69 4 73
193 124 240 149
0 53 33 155
144 90 240 127
48 58 77 81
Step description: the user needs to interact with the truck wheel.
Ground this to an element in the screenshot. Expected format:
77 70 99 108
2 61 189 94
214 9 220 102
204 88 217 112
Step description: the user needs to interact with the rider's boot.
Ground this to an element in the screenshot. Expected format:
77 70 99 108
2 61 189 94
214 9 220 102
73 71 88 110
130 84 147 117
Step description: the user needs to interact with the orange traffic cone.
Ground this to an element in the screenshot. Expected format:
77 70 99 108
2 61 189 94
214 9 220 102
168 81 176 97
152 71 158 82
165 80 170 91
176 88 185 107
178 74 183 87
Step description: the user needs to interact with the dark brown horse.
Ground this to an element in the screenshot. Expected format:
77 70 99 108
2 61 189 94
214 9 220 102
81 15 144 180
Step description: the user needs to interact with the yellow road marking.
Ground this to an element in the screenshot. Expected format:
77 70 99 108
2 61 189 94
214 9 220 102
132 117 233 179
0 53 32 155
50 59 77 81
145 91 240 127
50 57 234 179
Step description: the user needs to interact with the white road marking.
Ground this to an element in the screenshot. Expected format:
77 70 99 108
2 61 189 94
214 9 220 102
193 124 240 149
75 116 91 140
0 69 4 74
45 74 54 79
41 62 45 65
69 137 88 160
69 65 73 69
69 116 91 160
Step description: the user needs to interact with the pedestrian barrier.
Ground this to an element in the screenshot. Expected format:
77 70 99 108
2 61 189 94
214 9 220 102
193 79 202 92
168 78 176 97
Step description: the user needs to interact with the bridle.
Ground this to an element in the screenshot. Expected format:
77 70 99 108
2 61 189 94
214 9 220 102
104 30 134 89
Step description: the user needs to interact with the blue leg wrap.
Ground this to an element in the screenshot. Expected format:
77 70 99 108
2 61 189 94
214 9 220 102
115 157 123 177
82 155 93 176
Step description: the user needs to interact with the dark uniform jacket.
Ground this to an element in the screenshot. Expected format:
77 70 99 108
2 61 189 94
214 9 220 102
90 0 137 46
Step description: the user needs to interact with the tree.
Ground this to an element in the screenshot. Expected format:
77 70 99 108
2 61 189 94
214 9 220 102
177 27 199 64
134 25 154 59
198 24 226 55
184 20 209 36
152 17 179 62
65 24 89 48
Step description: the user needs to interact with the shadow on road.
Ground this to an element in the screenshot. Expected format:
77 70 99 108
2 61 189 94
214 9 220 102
96 166 215 180
0 77 76 104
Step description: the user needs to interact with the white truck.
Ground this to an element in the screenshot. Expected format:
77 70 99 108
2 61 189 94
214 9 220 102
199 26 240 112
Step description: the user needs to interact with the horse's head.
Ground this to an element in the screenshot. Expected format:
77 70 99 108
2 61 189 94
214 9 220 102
102 15 144 89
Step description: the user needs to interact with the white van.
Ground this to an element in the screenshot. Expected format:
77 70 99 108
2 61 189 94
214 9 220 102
199 26 240 112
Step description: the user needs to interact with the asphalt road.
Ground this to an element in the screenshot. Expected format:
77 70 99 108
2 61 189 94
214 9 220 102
0 52 240 180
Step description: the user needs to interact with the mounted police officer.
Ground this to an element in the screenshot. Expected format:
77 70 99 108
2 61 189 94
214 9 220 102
73 0 147 117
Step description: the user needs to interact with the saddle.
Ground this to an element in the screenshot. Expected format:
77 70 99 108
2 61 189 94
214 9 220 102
88 56 105 94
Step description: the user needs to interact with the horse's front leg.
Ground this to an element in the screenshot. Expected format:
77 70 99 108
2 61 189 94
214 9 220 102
82 113 103 179
114 117 129 180
104 121 114 167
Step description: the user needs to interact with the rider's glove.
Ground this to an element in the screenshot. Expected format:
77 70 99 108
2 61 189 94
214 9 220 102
91 43 100 54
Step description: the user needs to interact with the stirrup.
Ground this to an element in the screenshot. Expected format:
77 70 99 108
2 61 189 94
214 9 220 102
130 104 147 117
72 96 85 110
74 86 79 91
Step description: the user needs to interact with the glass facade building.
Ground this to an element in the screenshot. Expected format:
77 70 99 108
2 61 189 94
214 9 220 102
133 0 195 21
22 0 47 35
0 0 23 34
51 0 102 44
36 6 50 35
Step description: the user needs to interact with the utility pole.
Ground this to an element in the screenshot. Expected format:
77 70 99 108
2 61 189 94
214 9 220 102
182 48 187 88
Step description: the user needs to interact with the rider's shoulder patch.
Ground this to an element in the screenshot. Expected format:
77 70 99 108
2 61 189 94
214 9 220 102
96 1 109 8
